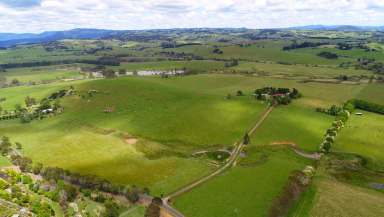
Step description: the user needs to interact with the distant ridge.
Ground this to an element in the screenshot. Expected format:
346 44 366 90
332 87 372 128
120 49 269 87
1 25 383 47
0 28 120 47
286 25 384 31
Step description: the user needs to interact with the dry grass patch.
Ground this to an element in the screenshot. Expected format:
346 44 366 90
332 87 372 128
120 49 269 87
309 178 384 217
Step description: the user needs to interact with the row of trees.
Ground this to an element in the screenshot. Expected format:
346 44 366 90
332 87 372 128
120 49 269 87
319 102 352 153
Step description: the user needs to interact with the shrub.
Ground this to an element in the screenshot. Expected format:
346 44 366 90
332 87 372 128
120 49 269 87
104 200 120 217
317 51 338 59
145 197 163 217
0 179 9 190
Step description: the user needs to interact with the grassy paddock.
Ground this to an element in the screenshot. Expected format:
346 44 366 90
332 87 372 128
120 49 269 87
250 103 333 151
233 61 372 78
3 66 83 83
308 177 384 217
334 110 384 167
0 75 270 195
110 60 226 73
0 74 383 197
0 80 86 110
174 146 312 217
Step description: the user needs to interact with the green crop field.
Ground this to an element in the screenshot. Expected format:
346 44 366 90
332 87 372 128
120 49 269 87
174 146 312 217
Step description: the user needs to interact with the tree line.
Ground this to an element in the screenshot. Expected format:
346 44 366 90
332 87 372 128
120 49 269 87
0 56 121 69
283 41 328 51
349 99 384 115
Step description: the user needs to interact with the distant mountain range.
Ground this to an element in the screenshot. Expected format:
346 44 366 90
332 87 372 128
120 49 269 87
286 25 384 32
0 28 122 47
0 25 383 47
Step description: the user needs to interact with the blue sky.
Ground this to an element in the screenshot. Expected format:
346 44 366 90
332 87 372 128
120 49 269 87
0 0 41 8
0 0 383 33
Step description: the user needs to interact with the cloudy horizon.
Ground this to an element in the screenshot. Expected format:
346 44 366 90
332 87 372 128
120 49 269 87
0 0 384 33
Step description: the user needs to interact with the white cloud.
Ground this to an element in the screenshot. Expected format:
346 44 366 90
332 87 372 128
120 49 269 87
0 0 383 33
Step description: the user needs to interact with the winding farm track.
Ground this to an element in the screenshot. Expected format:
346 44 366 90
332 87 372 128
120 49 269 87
157 105 275 217
270 142 322 160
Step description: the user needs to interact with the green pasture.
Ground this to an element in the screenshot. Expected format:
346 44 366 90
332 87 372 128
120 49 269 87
174 146 312 217
297 47 384 62
233 61 372 78
60 76 266 146
2 67 82 83
0 74 382 198
110 60 226 73
141 74 372 107
334 111 384 167
0 80 86 110
0 45 95 64
167 40 361 65
0 75 271 195
250 103 333 151
355 83 384 104
0 116 212 195
367 43 384 51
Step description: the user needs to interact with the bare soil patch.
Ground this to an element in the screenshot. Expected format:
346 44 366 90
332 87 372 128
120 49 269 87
126 138 138 145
